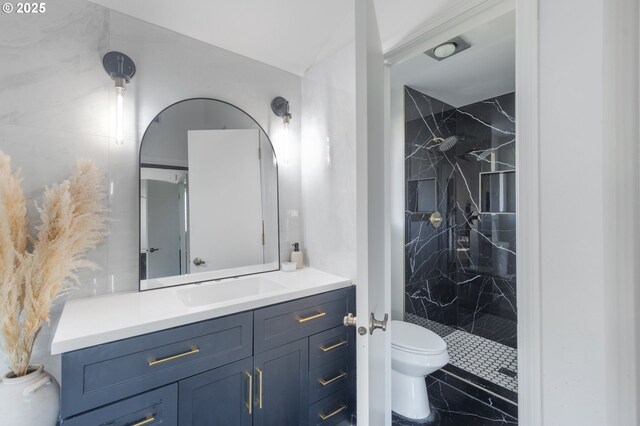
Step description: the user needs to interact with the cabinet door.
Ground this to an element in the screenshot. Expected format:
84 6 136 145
253 338 309 426
61 384 177 426
179 358 253 426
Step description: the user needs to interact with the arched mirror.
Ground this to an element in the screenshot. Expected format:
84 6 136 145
139 98 279 290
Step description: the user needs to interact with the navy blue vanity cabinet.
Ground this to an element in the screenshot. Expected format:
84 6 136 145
253 338 309 426
308 387 354 426
59 287 356 426
60 311 253 419
178 358 254 425
61 383 177 426
254 288 351 353
254 286 356 425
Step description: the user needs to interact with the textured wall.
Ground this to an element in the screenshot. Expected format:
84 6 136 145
0 0 302 381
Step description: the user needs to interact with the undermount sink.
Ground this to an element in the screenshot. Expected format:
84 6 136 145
177 276 285 307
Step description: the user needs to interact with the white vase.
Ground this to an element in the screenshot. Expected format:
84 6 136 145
0 365 60 426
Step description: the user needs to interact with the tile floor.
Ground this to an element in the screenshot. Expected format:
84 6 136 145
405 313 518 394
391 374 517 425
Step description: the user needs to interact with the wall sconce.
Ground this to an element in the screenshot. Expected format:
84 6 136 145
103 51 136 146
271 96 291 165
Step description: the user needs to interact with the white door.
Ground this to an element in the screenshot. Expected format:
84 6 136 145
187 129 264 272
146 179 182 278
353 1 391 425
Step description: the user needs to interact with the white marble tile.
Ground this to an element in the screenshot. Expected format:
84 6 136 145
0 123 110 225
0 0 111 138
301 43 357 281
1 1 304 380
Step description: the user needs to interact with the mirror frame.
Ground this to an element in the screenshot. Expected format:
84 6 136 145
138 97 280 291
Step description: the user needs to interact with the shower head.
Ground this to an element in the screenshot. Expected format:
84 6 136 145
438 135 458 152
458 147 492 162
427 135 459 152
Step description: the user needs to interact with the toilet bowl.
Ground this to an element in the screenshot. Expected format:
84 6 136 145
391 320 449 420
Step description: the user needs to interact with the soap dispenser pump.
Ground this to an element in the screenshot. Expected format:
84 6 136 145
291 243 303 269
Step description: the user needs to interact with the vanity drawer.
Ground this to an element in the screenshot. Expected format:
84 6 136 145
309 356 354 404
61 312 252 418
254 288 351 353
309 325 354 369
61 383 177 426
308 388 354 426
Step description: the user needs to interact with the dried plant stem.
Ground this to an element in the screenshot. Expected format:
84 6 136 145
0 154 107 376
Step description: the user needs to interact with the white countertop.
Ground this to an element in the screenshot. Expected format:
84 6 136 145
51 268 351 354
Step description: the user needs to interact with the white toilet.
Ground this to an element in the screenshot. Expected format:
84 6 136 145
391 320 449 420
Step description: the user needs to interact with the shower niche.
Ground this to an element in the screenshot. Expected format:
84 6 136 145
407 178 437 213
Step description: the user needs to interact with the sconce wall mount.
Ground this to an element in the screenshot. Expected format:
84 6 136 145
271 96 292 166
271 96 291 125
103 51 136 146
103 51 136 85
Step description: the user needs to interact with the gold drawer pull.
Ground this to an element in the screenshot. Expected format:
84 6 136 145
320 340 347 352
148 347 199 366
132 416 155 426
319 371 347 386
319 404 347 421
245 371 252 414
296 311 326 323
256 368 263 409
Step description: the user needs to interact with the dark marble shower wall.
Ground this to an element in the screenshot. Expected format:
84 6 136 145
404 87 517 348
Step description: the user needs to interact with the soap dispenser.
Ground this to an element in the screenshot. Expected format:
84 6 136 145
291 243 303 269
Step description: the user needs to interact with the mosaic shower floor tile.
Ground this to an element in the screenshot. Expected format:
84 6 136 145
405 313 518 394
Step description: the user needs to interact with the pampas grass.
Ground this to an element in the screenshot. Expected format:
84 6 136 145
0 153 107 376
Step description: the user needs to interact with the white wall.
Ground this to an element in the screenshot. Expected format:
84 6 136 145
301 43 357 281
538 0 639 424
0 0 302 381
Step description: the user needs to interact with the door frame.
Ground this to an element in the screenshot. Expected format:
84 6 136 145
382 0 542 424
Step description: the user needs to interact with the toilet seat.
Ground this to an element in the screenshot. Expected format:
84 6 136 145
391 320 447 355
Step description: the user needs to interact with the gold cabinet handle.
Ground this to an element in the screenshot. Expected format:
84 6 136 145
319 371 347 386
319 404 347 421
296 311 326 323
132 416 155 426
256 368 263 409
245 371 252 414
320 340 347 352
148 347 199 366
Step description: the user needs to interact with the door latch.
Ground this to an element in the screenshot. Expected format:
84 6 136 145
369 313 388 334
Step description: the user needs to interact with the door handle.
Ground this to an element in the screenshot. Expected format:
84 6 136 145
148 248 160 253
192 257 206 266
245 371 252 414
256 368 263 409
369 313 388 335
132 417 155 426
344 313 367 335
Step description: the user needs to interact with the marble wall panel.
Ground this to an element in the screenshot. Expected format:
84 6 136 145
301 42 357 281
0 0 302 381
403 87 517 346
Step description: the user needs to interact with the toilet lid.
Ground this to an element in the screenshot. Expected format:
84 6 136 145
391 320 447 354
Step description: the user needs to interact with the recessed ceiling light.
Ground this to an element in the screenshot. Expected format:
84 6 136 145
424 36 471 61
433 42 457 59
